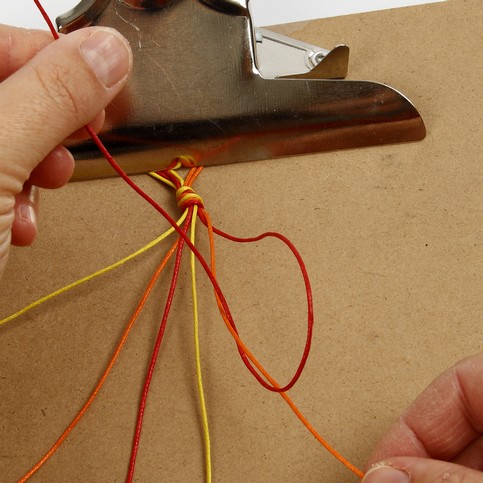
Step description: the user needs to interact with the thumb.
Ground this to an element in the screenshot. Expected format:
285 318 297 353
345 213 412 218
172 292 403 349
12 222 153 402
362 458 483 483
0 27 132 278
0 26 132 194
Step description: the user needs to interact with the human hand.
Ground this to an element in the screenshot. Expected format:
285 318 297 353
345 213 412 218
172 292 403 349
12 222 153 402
363 353 483 482
0 24 132 279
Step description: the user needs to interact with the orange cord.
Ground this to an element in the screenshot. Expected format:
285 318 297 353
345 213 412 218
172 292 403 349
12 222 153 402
19 241 179 482
16 160 362 479
19 168 202 482
31 2 363 479
202 208 365 480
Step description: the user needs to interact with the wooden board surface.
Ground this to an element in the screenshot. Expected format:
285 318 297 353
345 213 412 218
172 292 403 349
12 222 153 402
1 0 482 481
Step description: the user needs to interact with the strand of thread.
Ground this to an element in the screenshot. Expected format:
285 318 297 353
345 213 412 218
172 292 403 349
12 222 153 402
176 186 204 211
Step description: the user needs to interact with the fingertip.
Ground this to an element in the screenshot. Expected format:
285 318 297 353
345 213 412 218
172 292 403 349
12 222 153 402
11 186 39 247
0 25 53 80
11 207 37 247
364 457 483 483
79 27 133 89
362 465 409 483
29 145 74 189
0 26 133 175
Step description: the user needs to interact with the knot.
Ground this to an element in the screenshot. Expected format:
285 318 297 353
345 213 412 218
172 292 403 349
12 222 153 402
176 186 204 211
176 155 197 168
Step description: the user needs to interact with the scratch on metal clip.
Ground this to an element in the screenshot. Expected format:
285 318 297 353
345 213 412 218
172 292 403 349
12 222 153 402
114 9 142 49
55 0 426 181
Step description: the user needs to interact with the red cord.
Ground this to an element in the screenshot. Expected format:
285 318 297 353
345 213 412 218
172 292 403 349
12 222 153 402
32 0 316 474
33 0 59 39
202 221 314 393
87 127 314 394
30 0 315 394
127 209 193 482
155 171 314 392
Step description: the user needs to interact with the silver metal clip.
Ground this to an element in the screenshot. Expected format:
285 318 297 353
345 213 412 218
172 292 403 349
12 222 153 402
254 28 350 80
58 0 426 180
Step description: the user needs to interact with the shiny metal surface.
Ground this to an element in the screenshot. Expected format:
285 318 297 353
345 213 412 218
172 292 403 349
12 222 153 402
118 1 175 8
57 0 110 31
255 28 349 79
58 0 426 180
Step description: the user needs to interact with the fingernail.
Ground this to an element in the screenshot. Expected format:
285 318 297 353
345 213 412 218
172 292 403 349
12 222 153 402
363 465 409 483
19 205 37 227
80 30 132 88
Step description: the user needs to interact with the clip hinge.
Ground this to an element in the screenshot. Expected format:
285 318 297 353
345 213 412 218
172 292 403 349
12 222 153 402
57 0 426 181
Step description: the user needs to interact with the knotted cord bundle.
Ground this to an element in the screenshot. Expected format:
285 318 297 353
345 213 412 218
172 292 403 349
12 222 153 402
2 2 368 480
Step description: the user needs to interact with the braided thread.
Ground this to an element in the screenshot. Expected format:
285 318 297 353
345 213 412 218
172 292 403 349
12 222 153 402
176 186 204 211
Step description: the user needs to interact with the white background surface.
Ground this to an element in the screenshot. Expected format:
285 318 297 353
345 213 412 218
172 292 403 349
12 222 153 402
251 0 445 25
1 0 445 29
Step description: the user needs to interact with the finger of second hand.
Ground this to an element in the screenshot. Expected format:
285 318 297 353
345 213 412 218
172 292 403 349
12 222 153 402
366 353 483 468
29 145 75 189
452 433 483 472
11 184 39 247
0 25 53 81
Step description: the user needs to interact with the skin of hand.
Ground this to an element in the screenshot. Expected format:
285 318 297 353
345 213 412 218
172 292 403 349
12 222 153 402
0 24 133 279
2 23 482 483
363 353 483 483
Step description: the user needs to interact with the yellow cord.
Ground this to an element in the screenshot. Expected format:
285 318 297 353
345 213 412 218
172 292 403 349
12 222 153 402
0 210 188 327
148 163 184 189
149 172 176 189
190 205 212 483
3 166 212 475
168 168 185 186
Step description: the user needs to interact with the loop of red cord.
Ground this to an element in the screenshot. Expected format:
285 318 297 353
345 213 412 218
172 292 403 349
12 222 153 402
34 0 314 395
32 4 316 480
89 126 315 394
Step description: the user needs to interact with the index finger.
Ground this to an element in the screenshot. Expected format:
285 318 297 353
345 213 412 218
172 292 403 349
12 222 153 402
367 353 483 466
0 24 52 80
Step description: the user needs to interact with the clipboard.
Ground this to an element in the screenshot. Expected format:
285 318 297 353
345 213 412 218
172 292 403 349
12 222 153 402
0 0 481 480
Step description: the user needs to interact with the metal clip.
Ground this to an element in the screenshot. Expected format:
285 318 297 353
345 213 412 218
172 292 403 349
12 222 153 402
254 28 349 80
58 0 426 180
